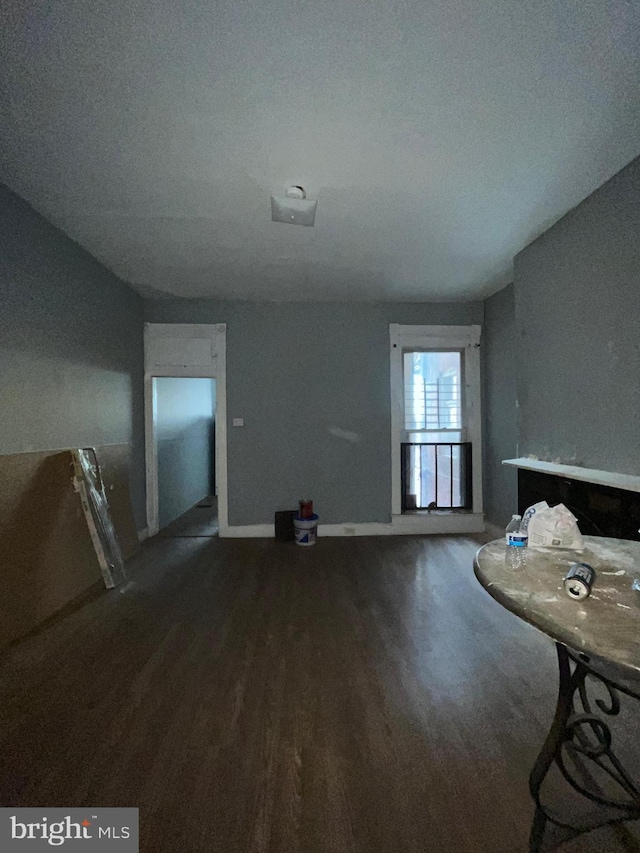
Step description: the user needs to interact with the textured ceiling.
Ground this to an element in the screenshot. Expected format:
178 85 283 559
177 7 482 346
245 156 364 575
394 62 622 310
1 0 639 301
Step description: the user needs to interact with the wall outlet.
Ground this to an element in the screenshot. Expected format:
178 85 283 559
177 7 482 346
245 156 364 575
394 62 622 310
232 418 244 427
344 526 356 535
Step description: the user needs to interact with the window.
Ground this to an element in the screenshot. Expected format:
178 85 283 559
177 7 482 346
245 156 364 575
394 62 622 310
390 324 482 523
403 351 462 433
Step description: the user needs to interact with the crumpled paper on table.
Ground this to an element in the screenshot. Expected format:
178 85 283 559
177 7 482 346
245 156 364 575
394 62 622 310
523 501 585 551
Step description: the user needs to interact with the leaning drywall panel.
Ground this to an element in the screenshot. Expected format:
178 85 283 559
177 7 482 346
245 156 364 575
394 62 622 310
0 449 103 648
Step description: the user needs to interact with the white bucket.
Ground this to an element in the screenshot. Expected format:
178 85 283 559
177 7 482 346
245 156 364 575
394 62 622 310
293 514 318 546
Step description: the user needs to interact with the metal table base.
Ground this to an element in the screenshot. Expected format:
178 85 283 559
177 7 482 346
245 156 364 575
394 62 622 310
529 643 640 851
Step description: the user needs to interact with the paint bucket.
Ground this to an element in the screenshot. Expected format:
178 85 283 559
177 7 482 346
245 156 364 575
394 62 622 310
293 513 318 546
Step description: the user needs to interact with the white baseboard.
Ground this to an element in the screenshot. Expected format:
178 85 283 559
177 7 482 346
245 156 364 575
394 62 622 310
319 522 394 537
219 513 486 539
322 514 485 536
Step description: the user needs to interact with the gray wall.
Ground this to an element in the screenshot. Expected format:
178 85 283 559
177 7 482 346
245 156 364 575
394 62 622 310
0 185 146 528
482 284 517 528
144 300 483 525
156 377 215 529
514 156 640 476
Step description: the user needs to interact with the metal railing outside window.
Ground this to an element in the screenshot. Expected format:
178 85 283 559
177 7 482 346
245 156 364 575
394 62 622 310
401 442 472 511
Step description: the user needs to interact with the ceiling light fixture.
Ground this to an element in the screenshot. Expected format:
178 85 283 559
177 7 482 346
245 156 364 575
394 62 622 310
271 186 317 226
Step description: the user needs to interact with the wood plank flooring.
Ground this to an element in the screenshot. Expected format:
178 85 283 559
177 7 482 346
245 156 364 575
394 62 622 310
158 496 219 538
0 534 636 852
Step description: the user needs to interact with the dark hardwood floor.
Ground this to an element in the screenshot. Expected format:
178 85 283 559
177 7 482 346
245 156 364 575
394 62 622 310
1 534 636 852
158 496 219 538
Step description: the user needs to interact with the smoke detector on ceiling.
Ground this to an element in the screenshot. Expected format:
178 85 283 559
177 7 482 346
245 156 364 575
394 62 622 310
271 186 317 226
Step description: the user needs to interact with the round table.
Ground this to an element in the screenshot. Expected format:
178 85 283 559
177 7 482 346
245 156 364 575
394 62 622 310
475 536 640 852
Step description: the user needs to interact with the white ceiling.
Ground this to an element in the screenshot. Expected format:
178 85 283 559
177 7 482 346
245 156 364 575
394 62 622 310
1 0 639 301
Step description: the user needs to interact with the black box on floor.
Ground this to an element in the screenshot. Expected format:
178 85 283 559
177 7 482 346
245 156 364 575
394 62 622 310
275 510 296 542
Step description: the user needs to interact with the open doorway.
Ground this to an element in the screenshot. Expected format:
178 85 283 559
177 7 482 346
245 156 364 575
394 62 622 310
154 377 218 538
144 323 228 538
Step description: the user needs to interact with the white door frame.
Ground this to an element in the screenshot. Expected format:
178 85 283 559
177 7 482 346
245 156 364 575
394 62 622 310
389 324 483 532
144 323 229 537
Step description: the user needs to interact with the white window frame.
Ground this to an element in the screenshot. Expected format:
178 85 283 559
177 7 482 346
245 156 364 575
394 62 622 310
390 324 483 519
144 323 229 537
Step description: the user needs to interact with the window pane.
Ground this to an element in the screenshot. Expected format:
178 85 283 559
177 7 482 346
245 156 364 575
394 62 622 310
403 351 461 431
407 431 461 444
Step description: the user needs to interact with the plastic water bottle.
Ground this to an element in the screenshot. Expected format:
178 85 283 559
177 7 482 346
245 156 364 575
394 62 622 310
506 514 527 547
506 514 528 569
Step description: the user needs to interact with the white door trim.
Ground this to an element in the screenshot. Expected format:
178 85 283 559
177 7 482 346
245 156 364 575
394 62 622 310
144 323 229 537
389 324 483 521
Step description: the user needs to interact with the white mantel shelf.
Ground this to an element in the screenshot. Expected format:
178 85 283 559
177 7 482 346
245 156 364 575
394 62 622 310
502 458 640 495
